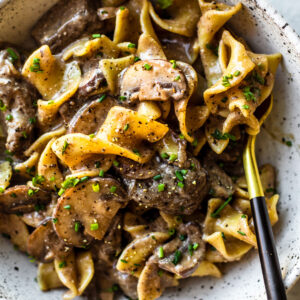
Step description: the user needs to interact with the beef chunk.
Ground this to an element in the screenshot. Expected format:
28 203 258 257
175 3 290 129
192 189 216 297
31 0 102 52
0 50 37 156
119 155 208 215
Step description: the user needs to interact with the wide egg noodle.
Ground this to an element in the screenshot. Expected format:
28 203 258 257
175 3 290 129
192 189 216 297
203 198 257 262
0 213 29 252
0 161 12 191
149 0 200 37
62 35 120 61
198 1 242 86
51 106 169 168
15 127 66 176
54 250 94 300
37 262 64 291
174 62 209 143
116 232 169 277
37 138 64 190
100 55 135 94
22 46 81 125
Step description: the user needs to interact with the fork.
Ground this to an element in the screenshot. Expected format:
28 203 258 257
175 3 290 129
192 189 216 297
243 95 287 300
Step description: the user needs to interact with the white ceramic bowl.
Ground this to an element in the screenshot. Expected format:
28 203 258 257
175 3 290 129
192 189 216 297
0 0 300 299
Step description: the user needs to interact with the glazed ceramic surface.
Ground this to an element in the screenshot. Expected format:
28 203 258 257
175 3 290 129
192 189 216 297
0 0 300 299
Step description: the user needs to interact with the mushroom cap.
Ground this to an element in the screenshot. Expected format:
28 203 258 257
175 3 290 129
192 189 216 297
119 59 188 103
53 177 127 247
27 220 71 263
0 185 51 214
68 96 116 135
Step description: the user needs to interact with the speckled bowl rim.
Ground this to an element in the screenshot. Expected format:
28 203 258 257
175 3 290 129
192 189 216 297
0 0 300 296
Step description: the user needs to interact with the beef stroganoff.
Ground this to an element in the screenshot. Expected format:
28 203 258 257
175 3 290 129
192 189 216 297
0 0 281 299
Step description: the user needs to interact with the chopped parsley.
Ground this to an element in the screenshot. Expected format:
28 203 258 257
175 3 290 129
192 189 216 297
97 94 106 103
177 182 184 188
175 170 184 182
30 58 43 73
92 183 100 193
205 43 219 56
29 117 36 124
170 60 177 69
128 43 136 48
179 234 186 241
62 141 69 154
192 138 198 147
58 261 66 268
241 214 247 218
74 221 81 232
153 174 162 181
0 100 6 111
52 218 58 224
120 259 128 263
253 71 265 85
90 223 99 231
32 175 45 186
119 95 127 101
64 204 71 210
233 70 241 77
108 284 119 292
89 134 95 138
168 228 176 236
6 48 18 63
99 170 105 177
27 189 35 196
123 123 129 131
237 230 246 236
6 114 13 121
169 154 177 162
157 0 173 9
113 160 119 167
110 186 117 193
242 104 249 109
161 152 169 159
134 56 141 62
243 86 256 101
222 75 232 87
210 195 233 218
211 129 236 141
92 34 101 38
143 63 152 70
157 183 165 192
158 246 164 258
174 75 181 81
172 250 182 265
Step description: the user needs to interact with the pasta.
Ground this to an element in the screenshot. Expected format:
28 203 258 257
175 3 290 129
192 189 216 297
0 0 282 299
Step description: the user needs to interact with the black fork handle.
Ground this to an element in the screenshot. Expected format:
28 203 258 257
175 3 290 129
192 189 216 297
251 197 287 300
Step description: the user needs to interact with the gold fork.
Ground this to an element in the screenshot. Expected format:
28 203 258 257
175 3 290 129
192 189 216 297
243 95 286 299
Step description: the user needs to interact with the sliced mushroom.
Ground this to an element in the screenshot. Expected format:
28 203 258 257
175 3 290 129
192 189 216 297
0 185 51 213
0 212 29 252
68 96 116 134
153 222 205 277
27 220 71 263
119 59 187 103
21 197 57 228
53 178 127 247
